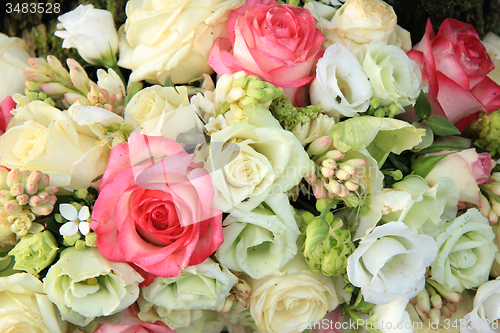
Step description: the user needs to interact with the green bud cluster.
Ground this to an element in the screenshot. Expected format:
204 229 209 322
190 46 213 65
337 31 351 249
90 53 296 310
470 111 500 158
216 73 283 117
363 98 401 118
300 199 355 276
0 167 58 237
271 96 324 131
409 278 462 327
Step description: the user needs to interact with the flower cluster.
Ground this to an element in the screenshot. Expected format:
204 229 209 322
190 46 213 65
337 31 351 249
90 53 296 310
1 0 500 333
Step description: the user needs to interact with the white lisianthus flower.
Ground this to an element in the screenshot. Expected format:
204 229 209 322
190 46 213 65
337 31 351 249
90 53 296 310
55 4 119 67
0 101 110 190
216 193 300 279
347 222 437 304
358 41 422 110
310 43 373 118
0 273 69 333
0 33 30 103
43 247 143 326
462 279 500 333
118 0 245 85
431 208 496 293
206 105 312 212
248 252 339 333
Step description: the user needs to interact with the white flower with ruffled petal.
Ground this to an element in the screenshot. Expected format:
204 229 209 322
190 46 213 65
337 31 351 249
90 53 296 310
58 204 91 236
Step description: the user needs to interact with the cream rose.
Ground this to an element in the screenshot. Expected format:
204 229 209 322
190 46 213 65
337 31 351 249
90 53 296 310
0 101 109 190
0 273 68 333
206 105 312 212
431 208 496 293
347 222 437 304
118 0 245 85
0 33 30 103
462 279 500 333
305 0 411 55
248 252 339 333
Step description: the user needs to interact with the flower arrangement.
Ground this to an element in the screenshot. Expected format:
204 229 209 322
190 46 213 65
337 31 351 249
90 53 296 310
2 0 500 333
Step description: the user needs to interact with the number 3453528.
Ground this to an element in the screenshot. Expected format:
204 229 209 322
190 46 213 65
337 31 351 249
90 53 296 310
6 3 61 14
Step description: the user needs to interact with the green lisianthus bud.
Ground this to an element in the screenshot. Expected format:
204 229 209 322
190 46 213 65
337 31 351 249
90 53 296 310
8 230 58 277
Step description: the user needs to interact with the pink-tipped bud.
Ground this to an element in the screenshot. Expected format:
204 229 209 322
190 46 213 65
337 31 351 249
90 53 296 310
4 200 22 215
445 302 457 313
0 190 13 204
490 210 499 224
20 170 31 184
25 182 38 195
324 150 345 161
321 167 334 178
43 185 58 195
38 175 50 188
32 73 51 83
114 106 124 115
341 164 355 175
307 136 332 156
329 180 342 195
27 170 42 184
29 196 41 207
312 183 326 199
17 194 29 206
48 194 57 205
429 308 441 326
10 183 24 196
98 90 108 104
304 171 317 185
69 63 90 94
440 305 453 318
6 169 22 188
104 103 114 112
321 159 336 170
339 185 349 198
64 93 87 106
335 169 350 181
344 180 359 192
430 293 442 310
350 175 361 184
47 55 68 77
107 92 117 105
416 289 430 314
38 192 49 203
31 203 54 215
39 82 68 97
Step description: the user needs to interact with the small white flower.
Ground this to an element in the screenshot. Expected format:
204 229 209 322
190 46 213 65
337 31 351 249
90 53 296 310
59 204 91 236
205 114 228 135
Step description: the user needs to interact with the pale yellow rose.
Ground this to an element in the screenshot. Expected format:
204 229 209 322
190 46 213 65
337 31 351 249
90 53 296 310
0 273 69 333
118 0 245 85
248 252 339 333
0 101 109 190
0 33 30 103
483 32 500 85
305 0 411 55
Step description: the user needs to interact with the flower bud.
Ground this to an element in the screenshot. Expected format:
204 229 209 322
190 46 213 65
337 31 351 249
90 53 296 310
75 239 86 251
25 182 38 195
16 194 29 206
323 150 345 161
26 170 42 184
307 136 333 156
39 82 69 97
6 169 22 188
415 289 430 314
216 297 234 314
85 232 97 247
10 183 24 196
30 203 54 215
4 200 22 215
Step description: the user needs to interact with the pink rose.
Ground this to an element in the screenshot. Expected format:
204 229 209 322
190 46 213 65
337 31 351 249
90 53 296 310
91 133 223 277
424 149 495 206
95 305 173 333
310 307 342 333
208 0 325 106
0 96 15 135
408 19 500 130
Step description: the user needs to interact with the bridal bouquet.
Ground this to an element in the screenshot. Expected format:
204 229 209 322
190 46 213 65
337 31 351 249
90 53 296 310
2 0 500 332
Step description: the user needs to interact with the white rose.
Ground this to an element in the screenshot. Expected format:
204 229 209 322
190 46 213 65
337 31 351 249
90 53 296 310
0 101 109 190
0 273 68 333
55 4 119 66
310 43 373 118
0 33 30 103
206 105 312 212
347 222 437 304
430 208 496 293
118 0 245 85
216 193 300 279
462 279 500 333
305 0 411 55
358 41 422 110
248 252 339 333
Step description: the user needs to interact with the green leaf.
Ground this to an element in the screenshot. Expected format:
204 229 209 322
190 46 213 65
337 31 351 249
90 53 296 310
414 90 432 120
425 115 461 136
411 153 453 178
124 82 142 107
163 75 174 87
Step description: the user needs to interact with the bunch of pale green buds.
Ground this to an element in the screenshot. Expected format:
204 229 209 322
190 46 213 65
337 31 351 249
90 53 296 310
0 167 58 239
470 110 500 158
363 98 402 118
410 278 462 327
300 199 355 277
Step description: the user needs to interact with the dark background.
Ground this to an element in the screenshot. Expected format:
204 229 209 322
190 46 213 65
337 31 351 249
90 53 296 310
1 0 499 64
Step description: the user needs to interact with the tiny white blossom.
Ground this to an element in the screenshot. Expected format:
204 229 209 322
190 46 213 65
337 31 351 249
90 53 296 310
59 204 91 236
